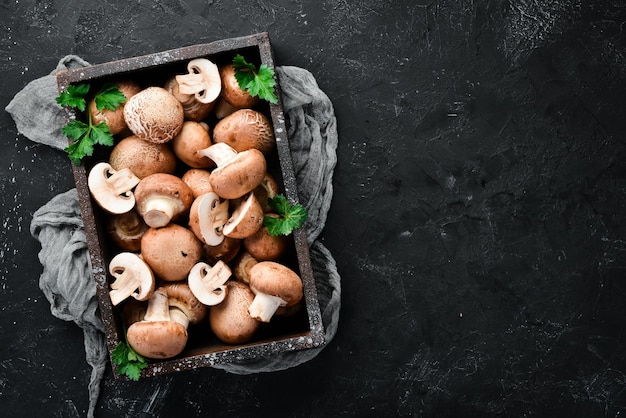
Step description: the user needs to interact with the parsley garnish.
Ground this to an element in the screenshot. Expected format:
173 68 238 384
232 54 278 104
56 82 126 165
264 194 308 236
111 339 148 381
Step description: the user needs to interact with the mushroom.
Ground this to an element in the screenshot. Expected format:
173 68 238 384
164 76 214 122
89 80 142 135
141 224 203 282
203 236 241 265
253 172 280 213
106 210 149 252
126 288 188 359
181 168 214 198
171 121 215 169
213 109 275 155
123 86 184 144
134 173 194 228
199 142 267 200
213 63 260 119
247 261 303 323
109 135 177 179
160 282 207 326
187 261 232 306
223 192 264 239
175 58 222 105
243 217 289 261
209 280 259 344
87 162 140 214
232 250 258 284
188 192 230 246
108 252 155 306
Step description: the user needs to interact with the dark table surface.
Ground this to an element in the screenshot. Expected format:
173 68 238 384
3 1 626 417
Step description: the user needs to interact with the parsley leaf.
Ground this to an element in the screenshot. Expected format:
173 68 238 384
94 83 128 111
111 341 148 381
264 194 308 236
56 83 90 111
232 54 278 104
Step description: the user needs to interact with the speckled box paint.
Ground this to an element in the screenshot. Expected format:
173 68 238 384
55 32 325 378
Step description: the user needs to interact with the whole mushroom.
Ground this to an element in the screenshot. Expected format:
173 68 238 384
243 217 289 261
134 173 194 228
247 261 303 323
109 135 177 179
213 63 260 119
181 168 214 198
171 121 215 169
106 210 149 252
89 80 142 135
160 282 208 326
213 109 275 155
141 224 203 282
124 86 184 144
209 280 259 344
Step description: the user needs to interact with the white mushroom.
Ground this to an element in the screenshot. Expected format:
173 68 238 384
108 252 155 306
88 162 140 214
188 192 230 246
187 261 232 306
175 58 222 104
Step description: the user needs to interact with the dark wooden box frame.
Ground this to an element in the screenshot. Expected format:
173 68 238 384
56 32 325 378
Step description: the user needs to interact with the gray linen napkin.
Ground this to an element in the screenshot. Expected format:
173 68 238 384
9 56 340 417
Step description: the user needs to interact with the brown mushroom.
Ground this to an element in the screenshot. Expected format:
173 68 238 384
108 252 155 306
223 192 264 239
171 121 215 169
247 261 303 322
181 168 213 198
160 282 207 326
209 280 259 344
188 261 232 306
188 192 230 246
243 217 289 261
164 76 214 122
141 224 203 282
134 173 194 228
87 162 140 214
253 172 280 213
124 86 184 144
232 250 258 284
213 63 260 119
213 109 275 155
106 210 149 252
203 236 241 265
109 135 177 179
126 288 188 359
199 142 266 200
89 80 142 135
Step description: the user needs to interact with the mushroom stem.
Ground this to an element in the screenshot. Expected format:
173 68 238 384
248 292 286 323
198 142 238 167
140 196 179 228
169 307 190 328
109 275 143 306
143 288 171 322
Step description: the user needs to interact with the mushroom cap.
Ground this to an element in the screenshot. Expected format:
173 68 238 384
248 261 303 307
188 192 229 246
219 64 260 109
213 109 275 155
171 121 215 169
127 319 188 359
134 173 194 228
163 76 214 121
109 135 177 179
203 235 241 265
181 168 214 198
243 220 289 261
209 280 259 344
106 210 149 252
90 80 142 135
87 162 140 214
204 145 267 200
232 250 258 284
160 282 207 324
223 192 264 239
123 86 184 144
141 224 203 281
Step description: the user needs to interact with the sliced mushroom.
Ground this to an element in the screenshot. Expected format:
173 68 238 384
87 162 140 214
106 210 149 252
213 109 275 155
141 224 203 282
223 192 264 239
209 280 259 344
108 252 155 306
124 86 184 144
175 58 222 105
188 261 232 306
188 192 229 246
171 121 215 169
247 261 303 323
134 173 194 228
199 142 266 200
109 135 177 179
164 76 214 122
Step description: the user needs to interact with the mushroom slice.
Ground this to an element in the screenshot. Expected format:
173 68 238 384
108 252 155 306
175 58 222 104
88 162 140 214
248 261 303 323
188 192 229 246
223 192 264 239
126 288 188 359
199 142 267 200
188 261 232 306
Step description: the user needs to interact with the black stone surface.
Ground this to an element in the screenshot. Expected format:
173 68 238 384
2 0 626 417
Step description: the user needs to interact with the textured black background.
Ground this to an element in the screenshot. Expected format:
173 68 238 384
2 0 626 417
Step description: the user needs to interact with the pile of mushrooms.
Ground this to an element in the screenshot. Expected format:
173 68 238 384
84 56 305 360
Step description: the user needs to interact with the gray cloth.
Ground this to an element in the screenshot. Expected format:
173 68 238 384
10 56 340 417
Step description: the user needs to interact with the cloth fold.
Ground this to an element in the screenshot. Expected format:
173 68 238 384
11 55 341 417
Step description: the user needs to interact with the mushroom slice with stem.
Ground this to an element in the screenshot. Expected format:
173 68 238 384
126 288 188 359
223 192 264 239
198 142 266 200
108 252 155 306
188 261 232 306
248 261 303 323
188 192 229 246
88 162 140 214
175 58 222 105
134 173 194 228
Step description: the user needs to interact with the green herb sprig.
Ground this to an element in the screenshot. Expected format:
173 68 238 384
264 194 308 236
56 83 126 165
232 54 278 104
111 336 148 381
